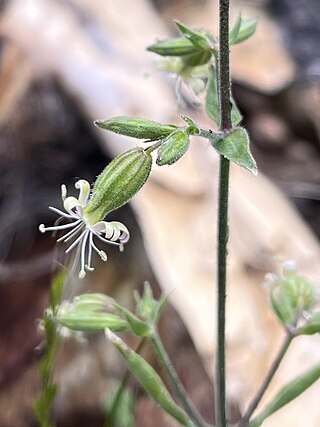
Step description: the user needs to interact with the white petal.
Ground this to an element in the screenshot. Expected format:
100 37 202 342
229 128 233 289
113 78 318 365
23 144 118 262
75 179 91 207
91 221 105 233
61 184 67 201
63 196 82 215
109 221 130 243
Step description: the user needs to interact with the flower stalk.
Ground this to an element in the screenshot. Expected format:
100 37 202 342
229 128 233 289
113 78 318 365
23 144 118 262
238 332 293 427
152 330 209 427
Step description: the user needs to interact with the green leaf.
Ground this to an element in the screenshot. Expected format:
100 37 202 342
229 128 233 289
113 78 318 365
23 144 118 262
94 116 177 140
49 270 66 312
298 315 320 335
156 130 190 166
147 37 199 56
181 50 212 67
105 297 152 337
33 384 57 427
106 330 192 427
102 383 136 427
175 20 212 51
205 66 242 127
135 282 167 326
208 127 257 175
230 17 257 45
249 363 320 427
229 14 242 44
181 116 200 135
34 271 65 427
125 315 151 337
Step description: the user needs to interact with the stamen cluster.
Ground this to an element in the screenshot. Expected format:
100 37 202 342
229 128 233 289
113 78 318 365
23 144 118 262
39 179 129 279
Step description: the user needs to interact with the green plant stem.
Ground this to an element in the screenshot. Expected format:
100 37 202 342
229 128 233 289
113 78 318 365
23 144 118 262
216 1 232 427
105 338 146 427
152 330 209 427
238 332 293 427
216 156 230 427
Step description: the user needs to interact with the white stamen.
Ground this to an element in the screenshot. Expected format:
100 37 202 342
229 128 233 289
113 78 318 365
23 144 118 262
39 222 80 233
65 230 87 253
39 224 46 233
57 221 83 242
79 269 86 279
89 233 108 261
86 234 94 271
80 230 90 278
49 206 77 219
99 251 108 261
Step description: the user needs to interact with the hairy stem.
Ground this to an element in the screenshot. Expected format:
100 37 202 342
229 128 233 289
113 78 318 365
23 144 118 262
215 1 232 427
152 331 209 427
238 333 293 427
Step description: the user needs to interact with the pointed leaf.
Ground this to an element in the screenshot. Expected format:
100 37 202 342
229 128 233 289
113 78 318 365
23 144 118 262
231 18 257 45
298 315 320 335
175 20 212 51
208 127 257 175
229 14 242 44
249 364 320 427
206 66 242 127
181 116 200 135
135 282 167 326
102 383 136 427
49 270 66 312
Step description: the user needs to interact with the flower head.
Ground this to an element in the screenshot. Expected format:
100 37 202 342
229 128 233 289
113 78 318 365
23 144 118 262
39 179 129 279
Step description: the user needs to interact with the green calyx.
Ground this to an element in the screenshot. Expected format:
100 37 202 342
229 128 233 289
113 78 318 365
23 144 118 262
94 116 177 141
147 36 200 57
84 147 152 224
156 130 190 166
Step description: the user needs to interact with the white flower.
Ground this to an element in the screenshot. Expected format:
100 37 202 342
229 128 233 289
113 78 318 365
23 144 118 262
39 179 129 279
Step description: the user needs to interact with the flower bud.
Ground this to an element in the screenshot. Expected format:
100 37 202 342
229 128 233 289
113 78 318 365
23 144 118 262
94 116 177 140
106 330 190 426
156 130 189 166
147 36 199 56
270 270 315 327
57 312 129 332
55 294 129 333
85 147 152 224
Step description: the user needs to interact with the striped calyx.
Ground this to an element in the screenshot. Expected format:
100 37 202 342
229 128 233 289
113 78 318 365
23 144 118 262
85 147 152 224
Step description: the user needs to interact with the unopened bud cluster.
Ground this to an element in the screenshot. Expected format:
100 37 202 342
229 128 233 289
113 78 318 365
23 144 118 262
266 262 320 335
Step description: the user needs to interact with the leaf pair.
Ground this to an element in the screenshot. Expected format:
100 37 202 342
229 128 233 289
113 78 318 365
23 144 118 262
229 14 257 45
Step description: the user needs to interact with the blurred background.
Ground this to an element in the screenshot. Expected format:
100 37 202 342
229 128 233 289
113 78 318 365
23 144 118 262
0 0 320 426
